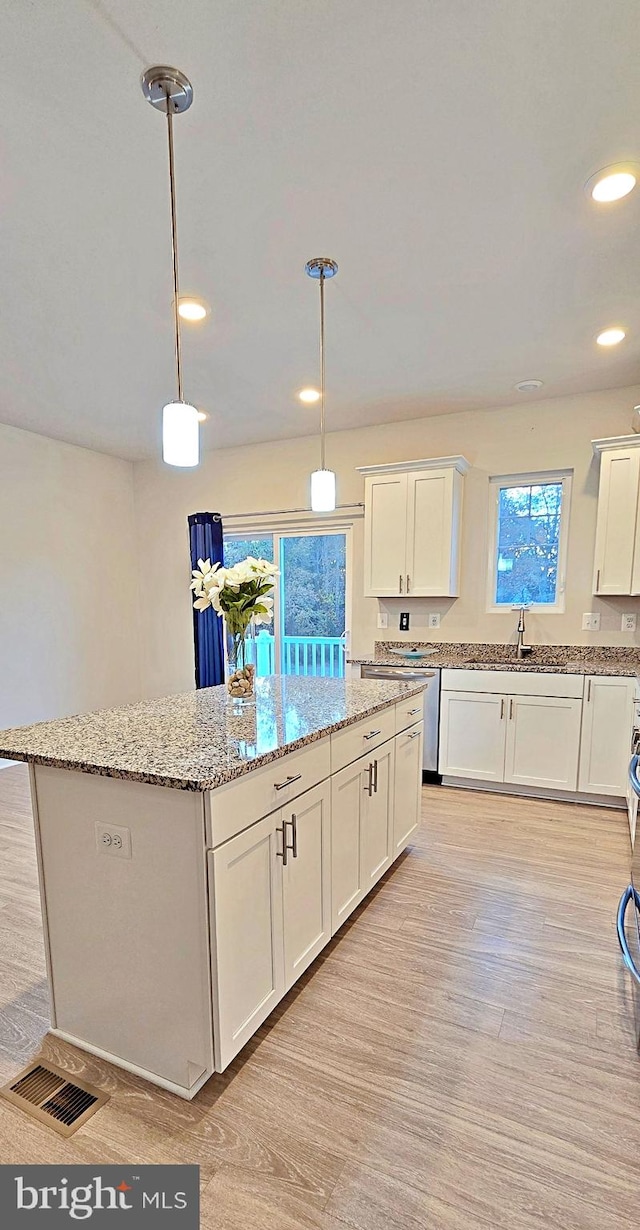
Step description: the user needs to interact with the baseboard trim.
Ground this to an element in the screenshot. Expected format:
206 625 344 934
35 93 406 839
440 776 625 810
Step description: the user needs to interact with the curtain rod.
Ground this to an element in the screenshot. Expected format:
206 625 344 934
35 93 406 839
215 502 364 521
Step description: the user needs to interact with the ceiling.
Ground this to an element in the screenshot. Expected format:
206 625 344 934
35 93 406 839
2 0 640 460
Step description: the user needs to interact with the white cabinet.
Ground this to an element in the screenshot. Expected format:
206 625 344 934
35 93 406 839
208 812 285 1071
592 437 640 595
393 721 424 853
504 694 582 791
439 672 582 791
331 738 397 933
439 690 507 781
282 782 331 990
578 675 635 796
358 457 469 598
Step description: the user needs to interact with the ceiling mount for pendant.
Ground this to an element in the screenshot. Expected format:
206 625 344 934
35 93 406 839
304 258 338 280
141 66 194 113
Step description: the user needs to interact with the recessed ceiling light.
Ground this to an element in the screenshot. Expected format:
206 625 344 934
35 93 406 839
596 327 626 346
586 164 639 203
196 410 208 422
515 379 544 393
298 387 321 403
178 298 208 322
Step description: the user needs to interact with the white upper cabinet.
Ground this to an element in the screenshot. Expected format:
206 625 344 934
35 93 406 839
358 456 469 598
592 437 640 595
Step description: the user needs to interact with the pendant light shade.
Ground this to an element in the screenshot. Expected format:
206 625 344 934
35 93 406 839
162 401 200 467
310 468 336 513
305 257 338 512
142 66 202 467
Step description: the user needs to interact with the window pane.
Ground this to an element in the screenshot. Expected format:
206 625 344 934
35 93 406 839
281 534 346 678
223 535 274 568
495 482 562 606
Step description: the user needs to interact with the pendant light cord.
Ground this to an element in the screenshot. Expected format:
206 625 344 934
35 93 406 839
165 89 184 403
319 269 326 470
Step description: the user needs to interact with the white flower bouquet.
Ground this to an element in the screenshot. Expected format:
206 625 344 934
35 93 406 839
191 556 278 699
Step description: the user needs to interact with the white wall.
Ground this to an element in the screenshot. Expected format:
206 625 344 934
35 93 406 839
0 423 141 764
134 384 640 698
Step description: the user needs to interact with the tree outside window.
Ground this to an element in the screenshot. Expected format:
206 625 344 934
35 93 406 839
492 477 569 607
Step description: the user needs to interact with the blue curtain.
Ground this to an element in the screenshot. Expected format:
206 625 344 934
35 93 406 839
188 512 225 689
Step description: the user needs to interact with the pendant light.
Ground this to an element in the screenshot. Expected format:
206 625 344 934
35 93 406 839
141 66 200 467
305 257 338 511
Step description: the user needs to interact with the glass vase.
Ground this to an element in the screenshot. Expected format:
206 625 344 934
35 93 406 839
225 621 256 704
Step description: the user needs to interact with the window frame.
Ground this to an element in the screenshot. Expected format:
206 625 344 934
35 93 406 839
486 470 572 614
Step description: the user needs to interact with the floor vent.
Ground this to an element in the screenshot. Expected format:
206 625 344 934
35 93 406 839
0 1061 108 1137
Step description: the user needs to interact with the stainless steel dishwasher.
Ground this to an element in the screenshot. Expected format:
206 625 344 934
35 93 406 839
360 664 441 780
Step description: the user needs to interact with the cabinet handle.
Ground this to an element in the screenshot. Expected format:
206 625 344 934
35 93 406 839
274 772 302 791
364 729 381 741
587 679 592 702
407 730 421 739
276 823 288 866
399 573 403 594
364 763 374 796
287 814 298 859
500 698 505 719
408 707 421 715
509 698 514 720
373 758 378 792
596 569 601 591
406 574 410 593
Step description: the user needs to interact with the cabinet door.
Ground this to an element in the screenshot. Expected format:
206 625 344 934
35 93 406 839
208 813 284 1071
282 782 331 991
363 473 407 597
331 757 367 933
405 468 462 597
593 448 640 595
578 676 635 796
393 722 424 855
439 691 507 781
504 694 582 791
362 740 395 890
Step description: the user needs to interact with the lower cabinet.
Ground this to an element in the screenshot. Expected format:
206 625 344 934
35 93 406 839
440 688 582 790
393 721 424 854
578 675 635 795
361 739 395 892
208 780 331 1071
331 738 398 934
504 694 582 791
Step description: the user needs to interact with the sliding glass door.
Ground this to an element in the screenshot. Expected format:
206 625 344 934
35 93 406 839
223 530 348 678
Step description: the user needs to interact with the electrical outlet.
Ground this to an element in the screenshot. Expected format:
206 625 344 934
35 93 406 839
377 612 389 629
400 612 410 631
95 822 132 859
428 613 441 629
622 613 637 632
582 612 601 631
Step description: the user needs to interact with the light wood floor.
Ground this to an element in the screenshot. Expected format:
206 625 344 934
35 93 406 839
1 764 639 1228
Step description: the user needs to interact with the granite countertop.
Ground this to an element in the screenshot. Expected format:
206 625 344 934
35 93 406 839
0 675 426 793
350 641 640 677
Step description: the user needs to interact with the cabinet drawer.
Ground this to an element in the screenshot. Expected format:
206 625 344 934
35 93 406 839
206 737 330 848
395 694 425 732
330 705 396 774
441 668 584 699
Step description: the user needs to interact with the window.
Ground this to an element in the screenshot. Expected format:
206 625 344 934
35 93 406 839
223 528 349 677
487 471 571 611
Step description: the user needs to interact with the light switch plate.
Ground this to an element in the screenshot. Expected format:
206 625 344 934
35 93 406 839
582 612 600 631
377 612 389 629
428 613 441 629
622 613 637 632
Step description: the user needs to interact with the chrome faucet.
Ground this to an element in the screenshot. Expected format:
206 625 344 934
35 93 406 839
516 606 533 658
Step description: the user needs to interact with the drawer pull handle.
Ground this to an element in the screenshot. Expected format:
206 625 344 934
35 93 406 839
274 773 303 791
408 731 421 739
407 707 421 715
364 730 381 741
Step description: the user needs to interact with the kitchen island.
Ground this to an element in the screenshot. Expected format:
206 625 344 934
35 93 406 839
0 675 425 1098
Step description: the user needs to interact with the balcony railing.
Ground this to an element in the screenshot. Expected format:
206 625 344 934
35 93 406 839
252 631 345 678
